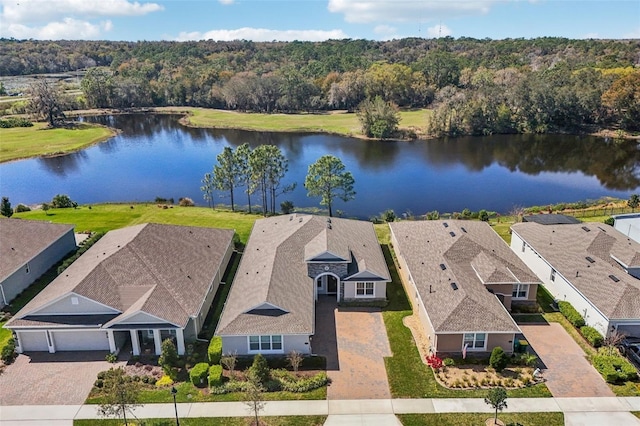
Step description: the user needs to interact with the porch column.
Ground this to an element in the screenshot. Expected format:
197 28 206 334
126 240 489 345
14 332 23 354
107 330 116 353
153 329 162 355
130 330 141 356
176 328 185 355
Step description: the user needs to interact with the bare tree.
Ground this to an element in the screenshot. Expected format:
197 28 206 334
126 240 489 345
287 350 303 374
509 205 525 223
244 379 266 426
221 352 237 379
27 79 65 127
98 367 141 426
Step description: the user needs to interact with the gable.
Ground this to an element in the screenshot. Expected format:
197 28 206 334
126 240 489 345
29 293 118 316
112 311 169 325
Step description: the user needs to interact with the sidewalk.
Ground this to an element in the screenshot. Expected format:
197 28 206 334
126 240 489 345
2 397 640 425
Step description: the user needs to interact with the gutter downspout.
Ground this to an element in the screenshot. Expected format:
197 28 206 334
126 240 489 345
0 284 7 306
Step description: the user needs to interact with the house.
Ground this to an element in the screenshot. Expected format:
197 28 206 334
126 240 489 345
612 213 640 244
389 220 539 355
5 223 234 356
1 219 76 307
216 214 390 356
511 222 640 338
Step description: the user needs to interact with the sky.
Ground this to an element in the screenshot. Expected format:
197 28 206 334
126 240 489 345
0 0 638 41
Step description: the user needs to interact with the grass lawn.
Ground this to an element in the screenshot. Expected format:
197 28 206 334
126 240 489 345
634 412 640 419
0 122 115 163
177 107 430 138
14 204 258 244
381 244 551 398
74 416 327 426
398 412 564 426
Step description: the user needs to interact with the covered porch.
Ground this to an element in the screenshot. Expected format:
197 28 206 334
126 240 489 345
106 326 186 356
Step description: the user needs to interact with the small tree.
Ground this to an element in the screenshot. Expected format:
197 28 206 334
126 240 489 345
628 194 639 212
158 338 179 376
42 202 50 216
27 79 66 127
244 379 266 426
484 387 508 425
51 194 74 208
479 209 489 222
201 172 215 209
1 196 12 218
221 352 238 379
357 96 400 139
248 353 270 385
280 200 294 214
98 367 141 426
287 350 303 373
304 155 355 217
489 346 508 373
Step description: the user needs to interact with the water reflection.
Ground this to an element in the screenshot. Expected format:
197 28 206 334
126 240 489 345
37 150 89 177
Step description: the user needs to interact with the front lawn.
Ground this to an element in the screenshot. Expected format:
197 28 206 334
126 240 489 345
75 416 327 426
398 412 564 426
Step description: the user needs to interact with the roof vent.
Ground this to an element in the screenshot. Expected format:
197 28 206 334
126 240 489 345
609 274 620 283
443 222 449 228
439 263 447 270
581 226 590 232
450 282 458 290
289 216 293 221
585 256 595 264
327 223 332 229
299 217 303 222
597 226 607 233
461 227 467 233
327 218 331 223
449 231 456 237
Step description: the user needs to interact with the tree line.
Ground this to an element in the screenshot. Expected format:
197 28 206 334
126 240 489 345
203 145 355 217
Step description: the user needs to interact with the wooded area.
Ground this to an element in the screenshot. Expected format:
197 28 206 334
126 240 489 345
2 37 639 135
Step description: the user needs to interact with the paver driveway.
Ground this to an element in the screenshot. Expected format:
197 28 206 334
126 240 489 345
313 296 392 400
520 323 613 397
0 351 124 405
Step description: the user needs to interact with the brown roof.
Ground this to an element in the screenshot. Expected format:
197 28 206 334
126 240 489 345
6 223 234 329
0 218 74 281
512 222 640 320
216 214 389 336
390 220 534 333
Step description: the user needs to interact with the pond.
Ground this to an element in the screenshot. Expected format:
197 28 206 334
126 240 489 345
1 114 639 218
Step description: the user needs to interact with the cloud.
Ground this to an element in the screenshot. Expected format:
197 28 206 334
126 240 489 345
623 27 640 38
328 0 496 23
219 0 235 4
426 23 452 38
0 0 162 39
175 27 349 42
374 24 396 35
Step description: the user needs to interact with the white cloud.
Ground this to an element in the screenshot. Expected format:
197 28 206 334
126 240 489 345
175 27 349 42
581 32 600 39
328 0 496 23
219 0 235 4
426 23 452 38
374 24 396 35
623 27 640 38
3 18 112 40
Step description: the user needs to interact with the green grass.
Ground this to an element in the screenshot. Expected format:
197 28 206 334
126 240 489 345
380 244 550 398
633 412 640 419
74 416 327 426
177 107 430 138
0 122 115 163
398 412 564 426
14 204 258 244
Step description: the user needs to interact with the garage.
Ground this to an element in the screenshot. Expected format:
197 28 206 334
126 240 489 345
617 324 640 339
52 330 110 351
18 331 49 352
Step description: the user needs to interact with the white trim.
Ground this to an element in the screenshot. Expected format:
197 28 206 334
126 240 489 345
247 335 284 354
463 332 487 351
104 310 181 328
512 283 530 300
0 284 7 306
27 292 120 317
355 281 375 298
243 302 288 313
343 271 388 281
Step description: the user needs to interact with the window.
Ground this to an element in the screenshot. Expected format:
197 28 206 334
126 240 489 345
71 297 79 305
248 335 283 353
463 333 487 350
356 282 374 297
512 283 529 299
550 269 556 282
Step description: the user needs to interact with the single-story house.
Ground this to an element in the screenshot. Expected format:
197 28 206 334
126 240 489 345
612 213 640 244
511 222 640 338
390 220 540 355
5 223 234 356
1 219 76 307
216 214 390 356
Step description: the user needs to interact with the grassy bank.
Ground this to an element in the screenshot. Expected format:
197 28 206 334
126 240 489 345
398 412 564 426
75 416 327 426
0 122 115 163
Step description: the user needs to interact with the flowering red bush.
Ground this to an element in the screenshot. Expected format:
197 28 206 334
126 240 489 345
426 354 443 370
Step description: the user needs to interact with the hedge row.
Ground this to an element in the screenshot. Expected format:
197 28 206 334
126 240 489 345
0 117 32 128
1 338 16 364
207 336 222 365
208 365 223 387
189 362 209 387
558 301 585 328
57 232 105 275
592 355 638 383
277 371 329 393
580 326 604 348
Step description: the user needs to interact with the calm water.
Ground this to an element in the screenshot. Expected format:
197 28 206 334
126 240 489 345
1 114 639 218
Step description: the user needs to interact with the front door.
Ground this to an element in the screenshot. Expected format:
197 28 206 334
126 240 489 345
327 275 338 294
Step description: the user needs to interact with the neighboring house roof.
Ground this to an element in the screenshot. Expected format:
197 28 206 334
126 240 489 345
512 222 640 320
390 220 533 334
6 223 234 329
0 219 74 281
522 214 582 225
216 214 389 336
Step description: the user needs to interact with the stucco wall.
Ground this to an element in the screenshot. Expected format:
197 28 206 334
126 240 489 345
343 281 387 300
614 216 640 244
435 333 515 354
487 333 515 353
1 229 76 306
221 334 311 356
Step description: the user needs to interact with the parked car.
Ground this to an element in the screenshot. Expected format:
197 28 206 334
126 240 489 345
619 337 640 368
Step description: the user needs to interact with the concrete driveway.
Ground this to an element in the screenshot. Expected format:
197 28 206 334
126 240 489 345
313 296 392 400
519 323 613 397
0 351 124 405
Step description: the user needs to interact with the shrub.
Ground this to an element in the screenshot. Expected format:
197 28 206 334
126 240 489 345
178 197 195 207
208 336 222 365
604 217 615 226
1 338 17 364
51 194 75 208
580 326 604 348
248 353 270 385
426 354 443 370
15 204 31 213
479 209 489 221
278 372 329 393
158 339 179 375
558 301 585 328
189 362 209 387
443 358 455 367
105 352 118 363
0 117 33 128
280 200 294 214
94 379 104 388
490 347 508 372
592 354 638 383
208 364 223 387
155 375 174 387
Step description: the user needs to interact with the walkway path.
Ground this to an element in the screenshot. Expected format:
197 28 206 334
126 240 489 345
2 397 639 425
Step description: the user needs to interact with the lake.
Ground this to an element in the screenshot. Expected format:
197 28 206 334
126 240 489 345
1 113 639 218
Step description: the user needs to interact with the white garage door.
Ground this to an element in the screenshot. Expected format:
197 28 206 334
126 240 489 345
617 324 640 338
52 330 110 351
19 331 49 352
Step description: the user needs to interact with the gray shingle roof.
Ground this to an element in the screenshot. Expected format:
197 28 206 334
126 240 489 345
216 214 389 336
512 222 640 320
390 220 533 333
0 219 74 281
6 223 234 329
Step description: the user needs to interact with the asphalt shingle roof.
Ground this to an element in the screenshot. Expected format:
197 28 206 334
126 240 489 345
216 214 389 336
390 220 535 333
512 222 640 320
